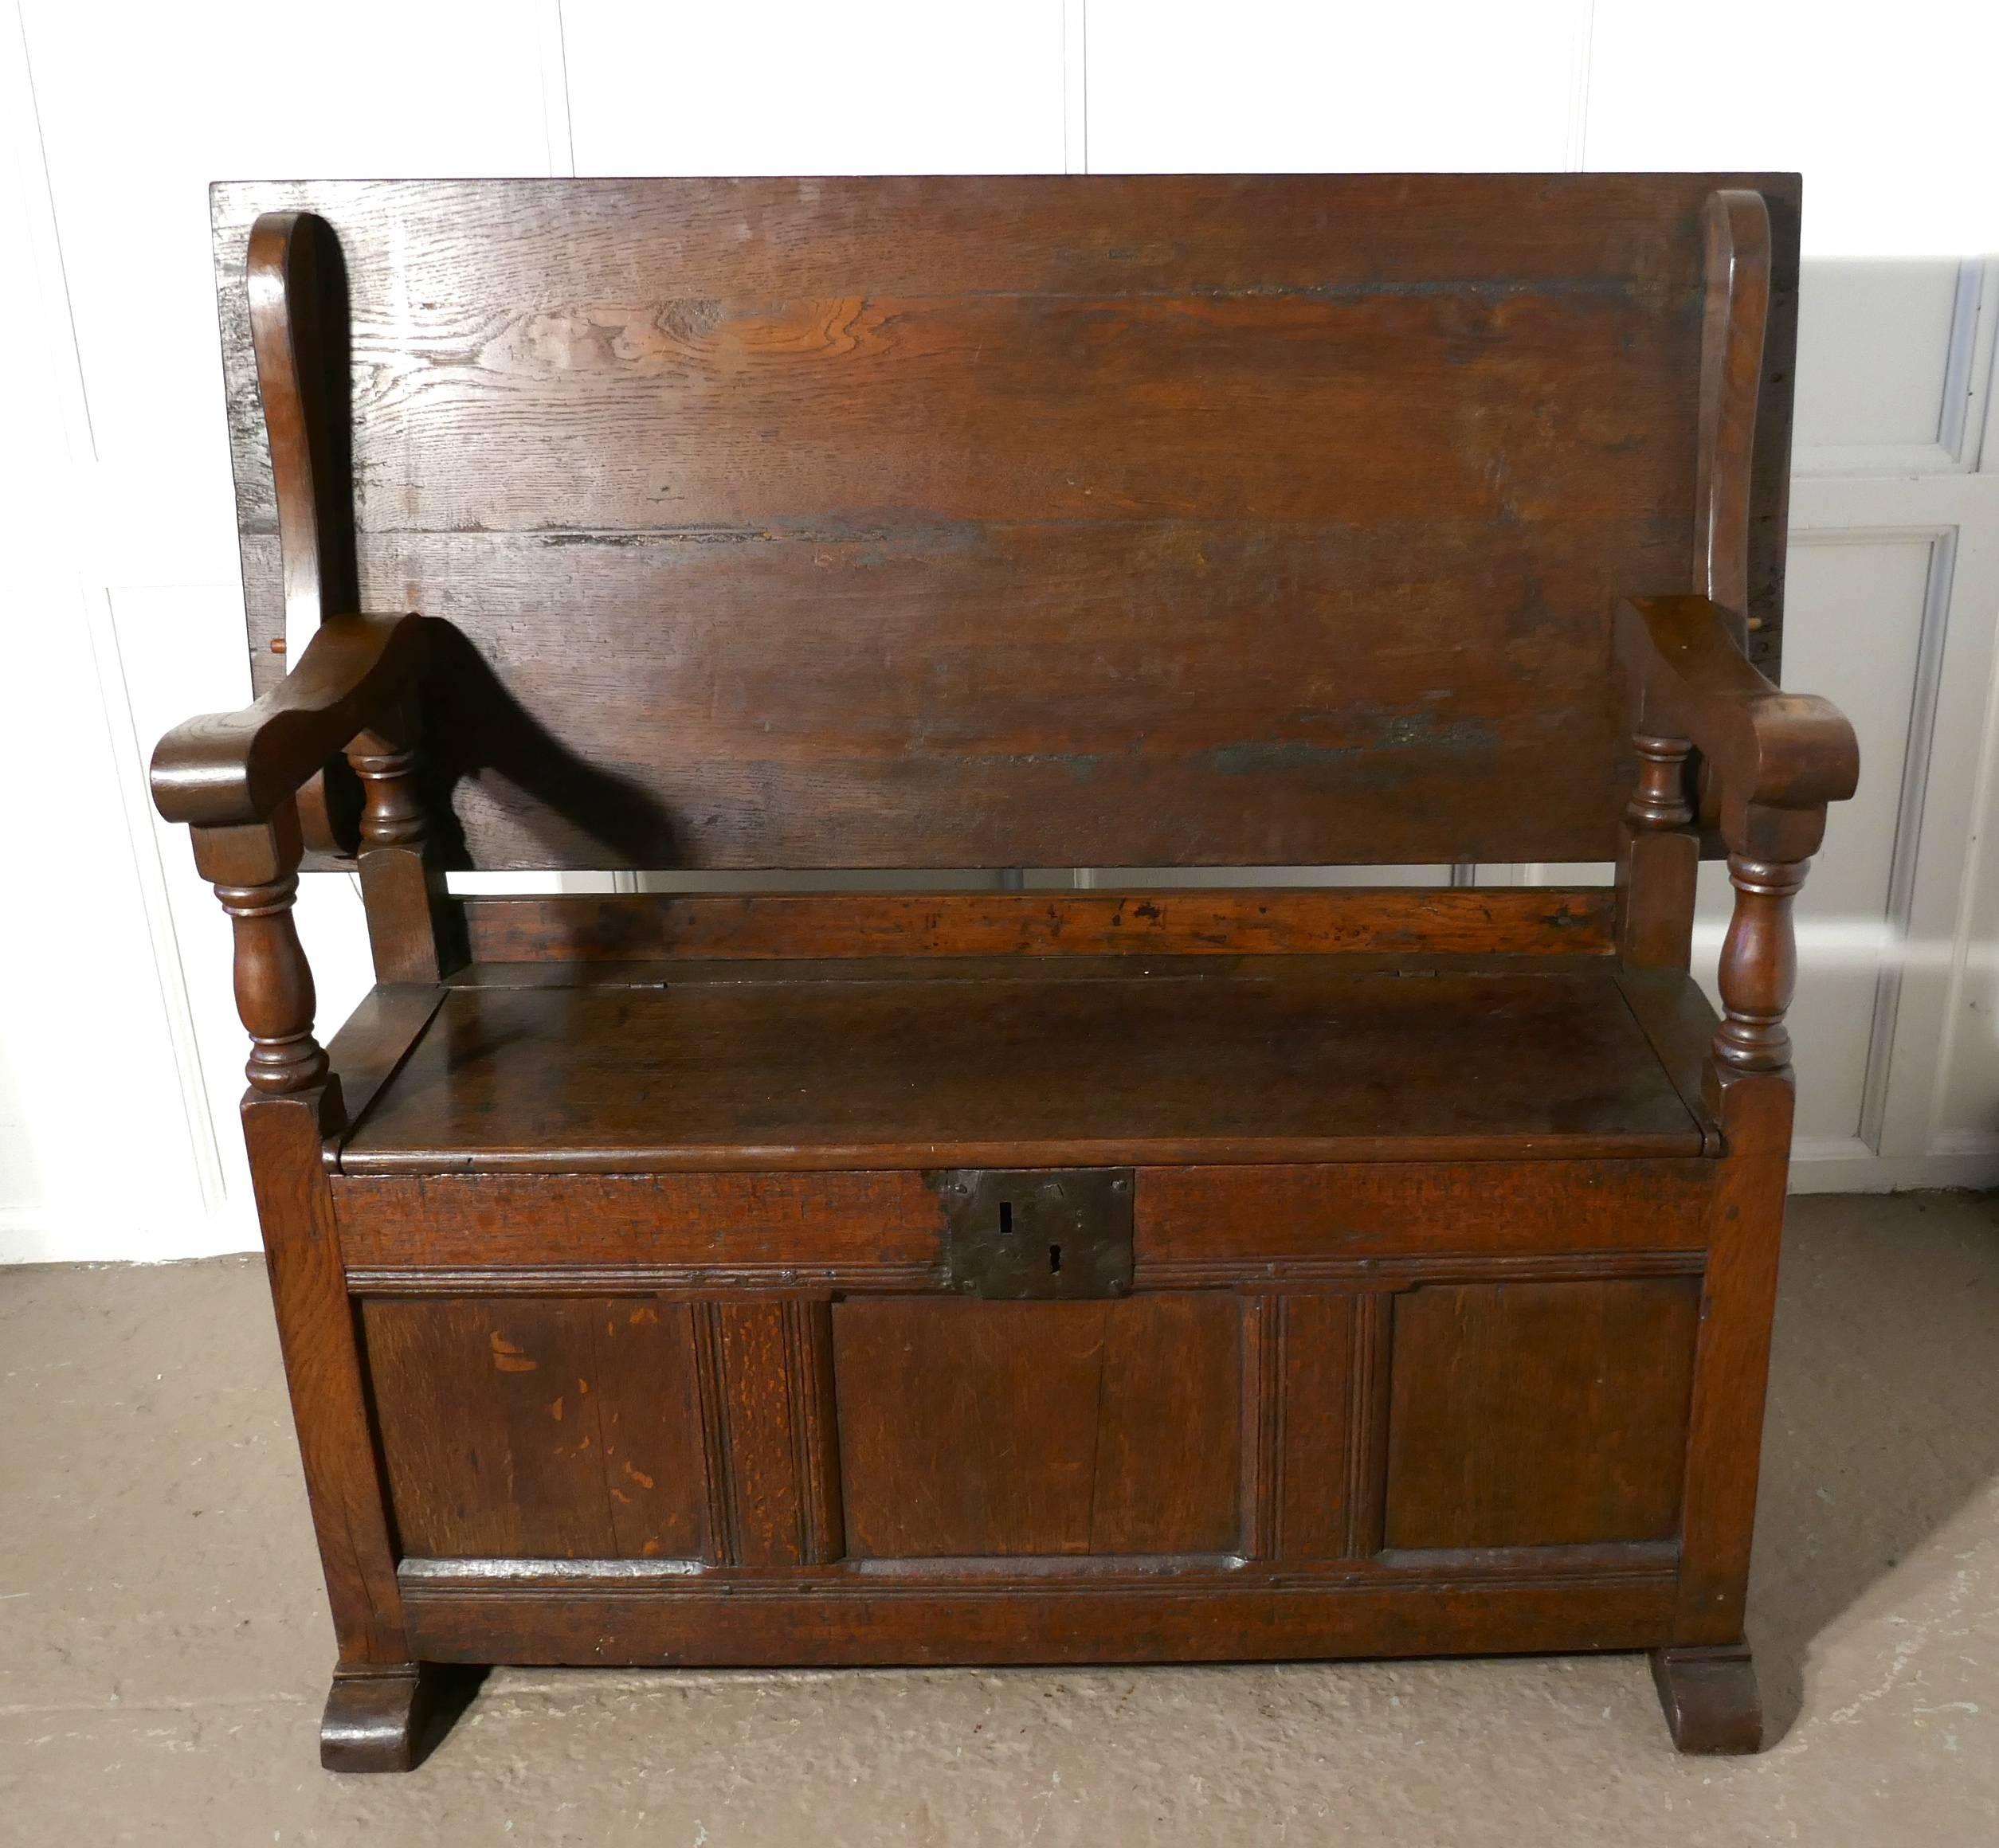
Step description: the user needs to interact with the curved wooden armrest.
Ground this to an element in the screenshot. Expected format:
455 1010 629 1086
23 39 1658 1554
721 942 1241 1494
1617 594 1860 1082
150 613 431 828
1615 596 1858 820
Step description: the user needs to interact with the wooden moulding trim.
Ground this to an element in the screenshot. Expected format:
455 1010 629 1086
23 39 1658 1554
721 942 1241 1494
334 1128 1707 1176
320 983 448 1154
331 1161 1719 1270
1143 1249 1703 1290
1613 968 1725 1155
398 1576 1677 1666
457 887 1618 964
343 1251 1703 1299
397 1541 1676 1595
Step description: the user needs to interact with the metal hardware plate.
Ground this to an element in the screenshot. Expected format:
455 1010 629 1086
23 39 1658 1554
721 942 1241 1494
933 1168 1135 1301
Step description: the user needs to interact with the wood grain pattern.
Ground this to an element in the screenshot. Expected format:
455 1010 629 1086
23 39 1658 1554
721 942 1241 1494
336 965 1701 1173
1384 1278 1701 1549
707 1301 827 1570
832 1296 1241 1558
1139 1157 1717 1261
1346 1292 1394 1558
1617 597 1859 827
330 1160 1719 1276
332 1170 946 1270
1616 733 1699 969
245 210 356 644
209 174 1801 870
1617 592 1858 1068
398 1572 1678 1668
460 887 1617 962
1613 968 1725 1156
151 613 430 830
347 708 462 984
363 1296 708 1560
1273 1293 1358 1560
1673 1072 1793 1642
192 810 330 1094
241 1088 407 1664
1241 1294 1283 1559
319 1664 426 1774
1695 192 1772 624
321 983 447 1135
1652 1642 1764 1754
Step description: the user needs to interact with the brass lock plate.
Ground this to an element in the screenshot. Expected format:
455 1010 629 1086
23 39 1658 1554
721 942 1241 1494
933 1169 1135 1301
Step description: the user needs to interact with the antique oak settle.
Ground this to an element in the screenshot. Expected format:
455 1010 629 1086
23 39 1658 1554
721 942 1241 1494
151 176 1855 1768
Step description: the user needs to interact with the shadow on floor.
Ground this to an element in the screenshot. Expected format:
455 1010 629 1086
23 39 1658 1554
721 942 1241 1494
1749 1191 1999 1742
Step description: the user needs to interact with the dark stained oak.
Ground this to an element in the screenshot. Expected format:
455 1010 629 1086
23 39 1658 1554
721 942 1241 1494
1674 1071 1794 1644
327 1158 1715 1280
1383 1278 1701 1549
319 1664 426 1774
1651 1643 1764 1754
148 175 1856 1766
364 1297 710 1560
833 1296 1241 1558
1695 191 1774 627
461 887 1616 964
320 982 447 1133
398 1572 1680 1670
1618 593 1860 1071
333 1169 946 1272
151 613 431 830
1613 966 1726 1155
190 808 329 1094
347 707 464 984
209 174 1800 871
1136 1157 1719 1263
336 964 1703 1173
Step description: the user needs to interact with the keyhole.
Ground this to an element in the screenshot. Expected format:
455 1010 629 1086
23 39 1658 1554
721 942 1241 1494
998 1200 1013 1238
1048 1243 1063 1274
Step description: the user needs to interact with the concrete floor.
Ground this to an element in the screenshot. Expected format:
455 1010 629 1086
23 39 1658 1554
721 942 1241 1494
1 1194 1994 1846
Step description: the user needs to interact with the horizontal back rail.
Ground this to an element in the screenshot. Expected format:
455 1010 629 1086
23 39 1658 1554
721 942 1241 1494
457 887 1616 962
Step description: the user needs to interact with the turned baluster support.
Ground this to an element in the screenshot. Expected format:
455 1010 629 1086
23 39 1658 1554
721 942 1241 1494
347 721 429 849
191 803 330 1095
1627 733 1695 832
1616 730 1699 970
1712 852 1806 1073
345 704 461 984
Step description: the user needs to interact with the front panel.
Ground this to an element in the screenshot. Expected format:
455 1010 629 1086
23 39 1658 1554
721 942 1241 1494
347 1160 1714 1661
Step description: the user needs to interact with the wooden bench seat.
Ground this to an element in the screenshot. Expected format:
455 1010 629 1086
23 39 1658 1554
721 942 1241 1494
336 953 1707 1173
150 174 1855 1768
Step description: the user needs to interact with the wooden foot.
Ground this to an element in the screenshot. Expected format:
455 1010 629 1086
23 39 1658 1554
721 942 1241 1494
320 1663 426 1772
1650 1643 1764 1754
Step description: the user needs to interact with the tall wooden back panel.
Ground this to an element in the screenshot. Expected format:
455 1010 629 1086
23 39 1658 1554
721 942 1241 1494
211 175 1799 871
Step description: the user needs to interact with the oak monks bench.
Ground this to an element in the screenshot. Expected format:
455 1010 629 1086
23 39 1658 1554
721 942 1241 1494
150 174 1856 1768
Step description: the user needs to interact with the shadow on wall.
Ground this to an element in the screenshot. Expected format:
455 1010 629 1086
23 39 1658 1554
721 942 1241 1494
1749 1190 1999 1744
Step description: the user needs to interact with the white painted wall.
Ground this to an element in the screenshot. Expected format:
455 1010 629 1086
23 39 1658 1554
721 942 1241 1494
4 0 1997 1260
